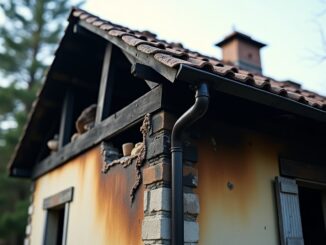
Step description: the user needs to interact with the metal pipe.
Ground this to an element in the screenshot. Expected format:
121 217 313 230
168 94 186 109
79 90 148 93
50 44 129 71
171 83 209 245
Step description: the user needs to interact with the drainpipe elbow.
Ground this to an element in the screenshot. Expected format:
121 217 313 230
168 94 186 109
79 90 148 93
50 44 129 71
171 83 209 148
171 82 209 245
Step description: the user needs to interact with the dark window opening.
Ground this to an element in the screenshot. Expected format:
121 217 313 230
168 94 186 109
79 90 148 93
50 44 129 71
43 187 73 245
36 114 61 162
103 47 151 118
37 29 106 159
44 205 65 245
58 46 150 146
299 186 326 245
104 121 143 158
57 35 103 147
41 28 151 159
64 86 99 145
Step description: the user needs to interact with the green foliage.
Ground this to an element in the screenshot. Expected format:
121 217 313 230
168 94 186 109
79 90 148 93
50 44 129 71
0 171 29 241
0 0 80 243
0 0 75 87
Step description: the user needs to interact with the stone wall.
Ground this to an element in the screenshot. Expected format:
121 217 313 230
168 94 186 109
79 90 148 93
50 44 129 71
24 183 35 245
142 111 200 244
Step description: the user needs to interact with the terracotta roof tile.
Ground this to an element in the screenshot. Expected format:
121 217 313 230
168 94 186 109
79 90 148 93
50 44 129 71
153 53 192 68
99 23 116 31
136 44 189 59
233 73 255 84
213 66 235 78
108 29 126 37
71 8 326 111
269 86 288 96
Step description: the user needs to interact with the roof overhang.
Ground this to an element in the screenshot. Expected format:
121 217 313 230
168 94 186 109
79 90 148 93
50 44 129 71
176 64 326 123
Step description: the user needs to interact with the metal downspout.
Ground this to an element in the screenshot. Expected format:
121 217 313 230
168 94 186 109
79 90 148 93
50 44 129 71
171 83 209 245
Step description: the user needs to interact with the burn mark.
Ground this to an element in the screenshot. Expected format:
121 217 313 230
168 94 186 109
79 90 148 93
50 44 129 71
101 114 151 203
227 181 234 190
196 123 281 244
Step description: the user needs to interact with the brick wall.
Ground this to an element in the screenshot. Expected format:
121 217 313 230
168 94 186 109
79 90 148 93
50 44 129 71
142 111 200 244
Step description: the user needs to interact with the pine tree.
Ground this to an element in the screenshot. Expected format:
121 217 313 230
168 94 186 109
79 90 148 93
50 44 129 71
0 0 80 243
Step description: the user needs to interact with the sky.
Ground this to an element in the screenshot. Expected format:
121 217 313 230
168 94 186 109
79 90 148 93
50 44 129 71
84 0 326 94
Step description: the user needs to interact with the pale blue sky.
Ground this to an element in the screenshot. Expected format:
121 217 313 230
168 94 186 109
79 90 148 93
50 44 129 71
85 0 326 94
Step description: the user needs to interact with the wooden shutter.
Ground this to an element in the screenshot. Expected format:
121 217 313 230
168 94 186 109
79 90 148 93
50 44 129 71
275 176 304 245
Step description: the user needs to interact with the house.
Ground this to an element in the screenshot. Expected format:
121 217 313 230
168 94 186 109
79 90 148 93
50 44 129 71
9 7 326 245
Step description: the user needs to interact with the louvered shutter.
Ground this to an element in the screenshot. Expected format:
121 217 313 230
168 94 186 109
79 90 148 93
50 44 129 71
275 176 304 245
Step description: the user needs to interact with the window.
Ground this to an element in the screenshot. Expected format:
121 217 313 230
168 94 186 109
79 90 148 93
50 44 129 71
298 185 326 245
275 177 326 245
43 187 74 245
56 43 150 149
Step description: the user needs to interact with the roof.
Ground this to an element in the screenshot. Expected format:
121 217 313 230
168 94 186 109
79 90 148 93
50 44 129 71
215 31 266 48
71 8 326 111
8 7 326 177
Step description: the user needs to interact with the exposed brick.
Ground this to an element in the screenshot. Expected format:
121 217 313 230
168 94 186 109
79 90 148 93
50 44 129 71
149 188 171 212
151 111 176 134
142 215 171 240
183 166 198 177
183 144 198 162
184 221 199 243
184 193 200 215
25 224 31 235
144 240 170 245
183 166 198 187
143 162 170 185
28 205 33 215
143 162 199 187
24 238 30 245
146 131 171 160
144 190 149 212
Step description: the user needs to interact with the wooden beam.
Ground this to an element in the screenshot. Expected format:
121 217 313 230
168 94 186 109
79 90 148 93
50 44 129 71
322 192 326 231
51 72 98 91
58 89 75 148
95 43 114 123
11 168 32 178
72 23 105 45
123 52 161 89
77 21 178 82
32 85 164 179
131 63 170 85
43 187 74 209
280 158 326 183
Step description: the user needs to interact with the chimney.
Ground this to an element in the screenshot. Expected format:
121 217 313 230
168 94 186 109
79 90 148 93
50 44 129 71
215 31 266 74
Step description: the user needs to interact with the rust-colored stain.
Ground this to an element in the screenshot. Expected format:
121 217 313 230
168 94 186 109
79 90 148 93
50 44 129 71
94 149 143 245
197 134 257 221
101 113 151 203
196 122 281 245
32 146 143 245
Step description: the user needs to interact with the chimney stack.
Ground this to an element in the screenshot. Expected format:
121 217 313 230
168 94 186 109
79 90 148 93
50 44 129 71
216 31 266 74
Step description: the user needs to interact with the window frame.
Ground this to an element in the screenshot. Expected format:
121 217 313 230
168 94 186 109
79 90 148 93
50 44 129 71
42 187 74 245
